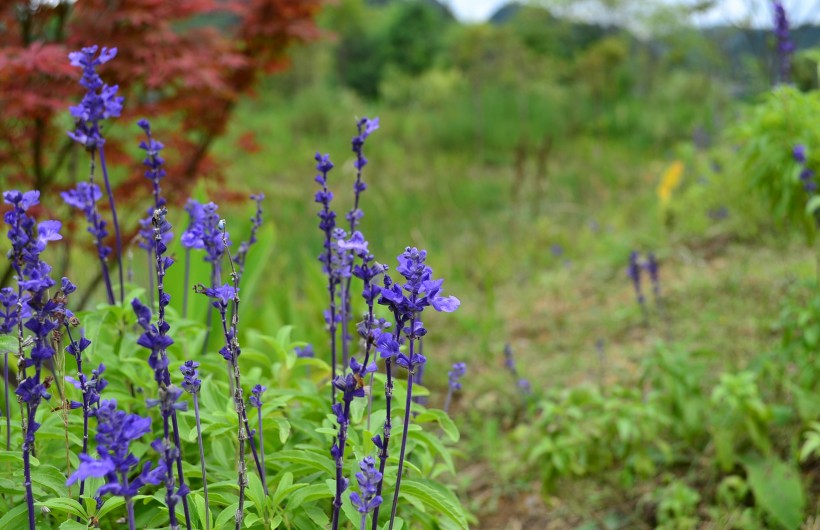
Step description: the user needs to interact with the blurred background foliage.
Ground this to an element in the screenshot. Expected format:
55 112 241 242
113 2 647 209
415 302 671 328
2 0 820 528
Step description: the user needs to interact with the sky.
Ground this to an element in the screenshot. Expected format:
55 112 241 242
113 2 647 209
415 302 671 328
444 0 820 27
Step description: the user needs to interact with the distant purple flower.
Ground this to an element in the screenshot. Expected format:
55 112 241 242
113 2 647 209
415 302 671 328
550 244 563 257
444 362 466 413
793 144 807 164
62 182 111 258
294 344 315 358
181 199 206 250
772 1 795 84
448 362 467 392
347 117 379 229
627 251 648 324
234 193 265 283
67 46 123 149
503 344 530 396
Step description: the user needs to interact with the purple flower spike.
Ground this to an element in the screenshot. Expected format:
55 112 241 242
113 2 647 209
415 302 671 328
67 46 123 149
350 456 383 518
772 1 795 84
249 384 267 409
180 361 201 394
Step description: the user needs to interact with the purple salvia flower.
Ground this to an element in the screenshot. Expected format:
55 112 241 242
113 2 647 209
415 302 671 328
67 46 123 150
234 193 265 285
249 384 268 488
794 146 817 193
628 250 648 324
330 358 375 530
135 119 171 306
342 118 379 410
375 247 459 530
181 199 206 319
180 361 201 394
503 344 530 396
772 1 795 85
184 201 230 356
294 344 315 358
132 207 192 530
68 45 124 303
347 117 379 230
444 362 466 414
66 399 165 530
793 144 807 164
195 225 268 509
62 182 115 303
3 194 63 530
315 152 340 402
61 278 99 499
351 456 383 530
179 360 210 530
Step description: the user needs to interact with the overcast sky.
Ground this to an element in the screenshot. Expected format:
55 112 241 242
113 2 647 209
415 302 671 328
445 0 820 27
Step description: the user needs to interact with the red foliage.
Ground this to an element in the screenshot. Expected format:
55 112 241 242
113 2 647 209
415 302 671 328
0 0 322 203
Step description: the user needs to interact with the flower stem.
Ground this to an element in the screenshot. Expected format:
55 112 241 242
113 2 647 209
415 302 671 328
3 351 9 450
193 394 211 530
388 340 417 530
23 441 35 530
183 249 191 319
97 145 124 304
86 151 114 305
257 406 266 487
330 398 352 530
171 411 193 530
371 357 393 530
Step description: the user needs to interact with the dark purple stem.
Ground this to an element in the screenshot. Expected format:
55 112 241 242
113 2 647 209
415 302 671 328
63 325 89 498
388 335 417 530
171 411 193 530
3 351 9 450
257 406 266 486
330 399 352 530
23 440 35 530
87 151 115 305
193 394 211 530
371 355 394 530
97 145 124 304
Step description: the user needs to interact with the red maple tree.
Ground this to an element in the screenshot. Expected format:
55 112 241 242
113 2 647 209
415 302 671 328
0 0 323 201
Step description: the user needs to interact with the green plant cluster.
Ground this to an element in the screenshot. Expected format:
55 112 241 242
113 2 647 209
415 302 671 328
474 287 820 529
0 299 468 529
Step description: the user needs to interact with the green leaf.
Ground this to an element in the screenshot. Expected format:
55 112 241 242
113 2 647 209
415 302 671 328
35 497 86 518
247 472 268 518
215 502 240 530
59 520 89 530
271 471 293 506
745 457 806 530
31 464 69 497
399 479 468 529
0 335 18 353
0 503 29 528
274 418 290 444
97 496 126 520
414 409 459 442
286 484 333 510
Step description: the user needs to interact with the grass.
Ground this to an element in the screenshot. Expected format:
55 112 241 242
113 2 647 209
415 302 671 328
192 81 820 527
